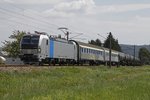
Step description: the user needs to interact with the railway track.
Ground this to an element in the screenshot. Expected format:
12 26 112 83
0 64 95 72
0 64 55 72
0 64 88 68
0 65 32 67
0 64 122 72
0 64 78 67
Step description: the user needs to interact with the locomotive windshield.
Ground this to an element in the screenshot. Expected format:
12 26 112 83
21 35 40 49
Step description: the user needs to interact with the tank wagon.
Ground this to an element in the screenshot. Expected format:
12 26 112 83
20 33 140 66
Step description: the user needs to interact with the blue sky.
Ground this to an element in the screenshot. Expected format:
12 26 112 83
0 0 150 46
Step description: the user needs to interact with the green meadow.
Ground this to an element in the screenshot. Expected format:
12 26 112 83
0 66 150 100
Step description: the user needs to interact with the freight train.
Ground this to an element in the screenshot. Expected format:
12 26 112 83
19 32 140 66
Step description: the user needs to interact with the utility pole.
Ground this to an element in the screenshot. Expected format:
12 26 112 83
109 32 112 68
98 33 112 68
133 45 136 67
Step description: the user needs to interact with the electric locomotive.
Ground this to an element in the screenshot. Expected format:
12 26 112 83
20 32 77 65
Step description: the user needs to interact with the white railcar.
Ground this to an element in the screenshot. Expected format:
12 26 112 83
104 48 119 63
76 41 105 65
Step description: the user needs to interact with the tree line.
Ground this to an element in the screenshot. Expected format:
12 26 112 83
88 32 122 52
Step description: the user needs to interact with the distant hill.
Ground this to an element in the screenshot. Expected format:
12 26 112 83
120 44 150 58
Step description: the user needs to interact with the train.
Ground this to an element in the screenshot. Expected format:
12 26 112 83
19 32 140 66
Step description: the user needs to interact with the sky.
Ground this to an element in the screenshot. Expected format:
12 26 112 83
0 0 150 46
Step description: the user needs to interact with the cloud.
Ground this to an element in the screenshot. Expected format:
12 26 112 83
43 0 96 18
97 4 150 13
2 0 13 3
1 0 96 18
2 0 65 4
136 16 150 22
43 2 150 18
0 0 150 45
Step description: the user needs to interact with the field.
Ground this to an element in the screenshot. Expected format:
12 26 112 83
0 66 150 100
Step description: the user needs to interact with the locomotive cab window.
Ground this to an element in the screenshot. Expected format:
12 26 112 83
31 36 39 44
21 35 40 49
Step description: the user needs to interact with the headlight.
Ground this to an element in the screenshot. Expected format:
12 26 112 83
38 48 41 53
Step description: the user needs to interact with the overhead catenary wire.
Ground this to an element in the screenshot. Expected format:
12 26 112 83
0 3 106 42
3 2 88 33
1 3 98 41
0 8 57 31
0 7 62 36
0 11 58 34
0 16 54 33
0 5 77 37
0 3 60 28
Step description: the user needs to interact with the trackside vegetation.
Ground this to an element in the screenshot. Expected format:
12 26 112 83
0 66 150 100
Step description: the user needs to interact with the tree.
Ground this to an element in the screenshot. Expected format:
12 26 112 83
89 40 96 45
103 33 122 51
2 30 26 57
95 39 102 46
88 39 102 46
139 47 150 65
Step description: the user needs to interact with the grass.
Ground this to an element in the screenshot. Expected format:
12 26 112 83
0 66 150 100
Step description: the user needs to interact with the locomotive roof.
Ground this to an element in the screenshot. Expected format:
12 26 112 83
24 34 40 36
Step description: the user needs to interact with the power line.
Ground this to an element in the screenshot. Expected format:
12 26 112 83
0 10 58 33
3 3 97 40
0 7 60 34
0 17 54 32
97 33 107 39
70 33 84 39
0 8 57 31
1 3 60 28
0 3 114 42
